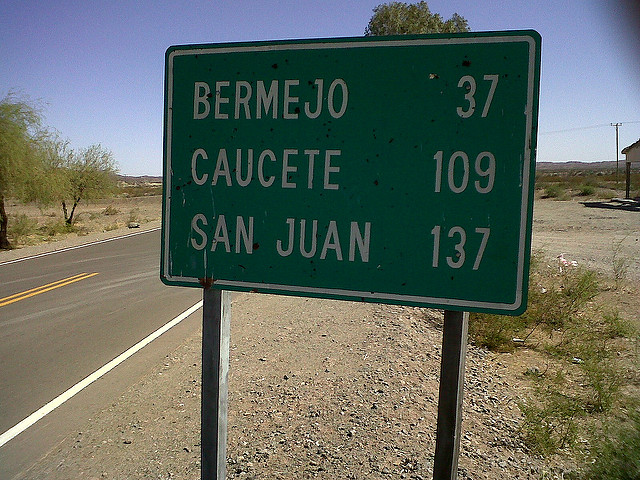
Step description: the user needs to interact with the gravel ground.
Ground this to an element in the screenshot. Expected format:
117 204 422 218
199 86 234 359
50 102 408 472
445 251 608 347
7 197 639 480
22 297 574 480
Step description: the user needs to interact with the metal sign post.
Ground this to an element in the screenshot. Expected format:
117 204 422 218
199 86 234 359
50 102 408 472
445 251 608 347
201 288 230 480
433 310 469 480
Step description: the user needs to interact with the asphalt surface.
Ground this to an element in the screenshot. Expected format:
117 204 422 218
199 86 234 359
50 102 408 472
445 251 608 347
0 229 203 479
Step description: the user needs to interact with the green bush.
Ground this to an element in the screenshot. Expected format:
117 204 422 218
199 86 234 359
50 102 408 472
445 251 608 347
543 184 564 198
8 214 38 245
102 204 120 215
470 256 637 456
41 219 74 237
518 371 583 454
578 184 596 196
582 411 640 479
469 313 521 352
128 207 141 223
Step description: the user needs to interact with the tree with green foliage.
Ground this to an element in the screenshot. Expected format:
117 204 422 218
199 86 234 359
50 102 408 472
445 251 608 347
365 1 469 36
58 143 118 225
0 93 47 249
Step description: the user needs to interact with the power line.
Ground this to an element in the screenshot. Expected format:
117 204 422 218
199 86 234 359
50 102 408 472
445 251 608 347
540 120 640 135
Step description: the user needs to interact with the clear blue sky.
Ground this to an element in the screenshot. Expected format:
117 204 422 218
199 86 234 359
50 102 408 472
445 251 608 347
1 0 639 176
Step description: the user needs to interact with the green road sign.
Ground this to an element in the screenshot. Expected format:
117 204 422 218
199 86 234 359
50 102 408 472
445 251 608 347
161 31 541 314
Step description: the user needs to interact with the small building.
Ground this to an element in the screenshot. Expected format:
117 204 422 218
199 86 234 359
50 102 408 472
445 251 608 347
621 138 640 199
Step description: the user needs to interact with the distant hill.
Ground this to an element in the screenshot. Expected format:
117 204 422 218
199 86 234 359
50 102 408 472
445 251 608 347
117 161 627 181
536 161 619 171
117 175 162 184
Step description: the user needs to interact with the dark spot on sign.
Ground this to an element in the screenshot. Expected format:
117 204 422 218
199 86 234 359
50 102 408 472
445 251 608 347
272 63 278 69
450 276 455 281
401 283 406 286
253 243 260 250
388 138 394 143
187 180 192 185
199 277 214 289
206 92 213 98
294 107 300 114
175 185 180 191
462 60 471 67
239 264 246 270
374 180 379 186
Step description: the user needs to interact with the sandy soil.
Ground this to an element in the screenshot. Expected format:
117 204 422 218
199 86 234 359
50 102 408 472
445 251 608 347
5 196 639 480
531 198 640 281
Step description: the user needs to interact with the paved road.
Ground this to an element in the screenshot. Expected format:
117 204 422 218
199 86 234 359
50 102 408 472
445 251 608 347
0 230 203 479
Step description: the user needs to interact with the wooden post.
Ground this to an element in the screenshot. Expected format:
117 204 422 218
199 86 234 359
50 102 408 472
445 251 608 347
626 161 631 200
201 289 231 480
433 310 469 480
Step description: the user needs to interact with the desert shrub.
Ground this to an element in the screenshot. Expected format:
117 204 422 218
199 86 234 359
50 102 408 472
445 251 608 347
561 268 598 318
41 219 74 237
128 207 141 223
470 255 637 456
469 313 521 352
582 410 640 479
577 184 596 196
8 214 38 245
611 240 630 289
518 371 583 454
543 184 564 198
601 309 635 339
102 204 120 215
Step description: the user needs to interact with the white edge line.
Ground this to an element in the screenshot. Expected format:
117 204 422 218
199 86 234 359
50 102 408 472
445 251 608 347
0 299 203 448
0 227 161 267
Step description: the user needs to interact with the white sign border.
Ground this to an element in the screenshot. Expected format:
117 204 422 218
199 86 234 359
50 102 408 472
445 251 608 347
162 33 539 312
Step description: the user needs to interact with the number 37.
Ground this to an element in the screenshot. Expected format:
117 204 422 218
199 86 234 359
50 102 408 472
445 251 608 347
457 74 499 118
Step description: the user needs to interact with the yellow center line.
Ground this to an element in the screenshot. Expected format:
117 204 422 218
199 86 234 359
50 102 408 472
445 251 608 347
0 273 100 307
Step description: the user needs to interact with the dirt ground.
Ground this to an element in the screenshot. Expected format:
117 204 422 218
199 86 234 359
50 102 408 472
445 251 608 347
531 197 640 281
5 196 640 480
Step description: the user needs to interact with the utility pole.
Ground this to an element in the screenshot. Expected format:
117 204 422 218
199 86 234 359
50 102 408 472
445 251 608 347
611 122 622 187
